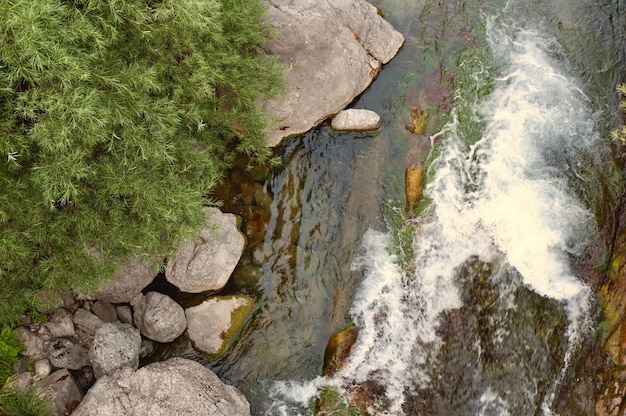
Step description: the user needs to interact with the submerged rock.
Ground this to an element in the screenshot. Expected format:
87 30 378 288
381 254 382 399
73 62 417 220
185 295 255 357
406 106 428 135
166 208 245 293
405 161 425 218
72 358 251 416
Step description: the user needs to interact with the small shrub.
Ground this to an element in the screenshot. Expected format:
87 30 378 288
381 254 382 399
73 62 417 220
0 328 22 386
0 386 53 416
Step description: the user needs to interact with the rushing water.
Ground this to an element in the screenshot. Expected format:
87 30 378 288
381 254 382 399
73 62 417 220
205 1 626 415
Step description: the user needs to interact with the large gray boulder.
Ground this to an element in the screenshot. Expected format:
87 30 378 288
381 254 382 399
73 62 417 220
93 257 161 303
89 322 141 379
166 208 245 293
132 292 186 343
72 358 251 416
262 0 404 146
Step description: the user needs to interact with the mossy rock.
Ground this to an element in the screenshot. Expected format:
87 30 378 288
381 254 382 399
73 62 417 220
313 387 364 416
185 295 256 359
323 325 358 377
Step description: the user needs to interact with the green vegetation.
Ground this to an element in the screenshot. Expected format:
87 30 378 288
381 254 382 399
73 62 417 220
0 386 54 416
596 319 611 344
311 387 364 416
0 327 53 416
384 197 415 274
612 84 626 144
0 0 283 326
0 328 22 385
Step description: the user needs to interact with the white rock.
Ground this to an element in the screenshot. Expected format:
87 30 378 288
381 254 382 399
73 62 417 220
116 305 133 324
15 327 45 360
42 369 83 416
47 338 89 370
73 308 104 336
331 109 381 131
34 359 52 379
91 301 118 323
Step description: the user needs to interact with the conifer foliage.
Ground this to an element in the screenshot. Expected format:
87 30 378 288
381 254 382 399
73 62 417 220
0 0 283 325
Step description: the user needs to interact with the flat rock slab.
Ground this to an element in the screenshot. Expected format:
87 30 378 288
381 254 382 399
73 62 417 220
185 295 254 357
72 358 251 416
331 109 381 131
262 0 404 146
166 208 245 293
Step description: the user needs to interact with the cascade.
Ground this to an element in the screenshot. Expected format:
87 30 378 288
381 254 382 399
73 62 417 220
266 10 604 416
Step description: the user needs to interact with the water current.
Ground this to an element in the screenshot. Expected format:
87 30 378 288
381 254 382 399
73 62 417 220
206 1 626 415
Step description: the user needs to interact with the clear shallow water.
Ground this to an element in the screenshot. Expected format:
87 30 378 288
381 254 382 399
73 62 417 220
205 1 626 415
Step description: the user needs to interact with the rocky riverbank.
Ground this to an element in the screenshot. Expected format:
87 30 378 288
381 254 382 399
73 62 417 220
2 1 404 414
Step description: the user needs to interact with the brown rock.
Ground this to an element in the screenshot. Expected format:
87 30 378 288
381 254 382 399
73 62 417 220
405 161 425 218
323 324 358 377
406 106 428 135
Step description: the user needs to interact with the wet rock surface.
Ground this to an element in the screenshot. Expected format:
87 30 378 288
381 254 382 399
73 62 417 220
323 324 359 377
404 257 570 416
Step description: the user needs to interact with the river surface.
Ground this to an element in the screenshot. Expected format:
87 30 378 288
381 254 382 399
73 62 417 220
204 1 626 415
